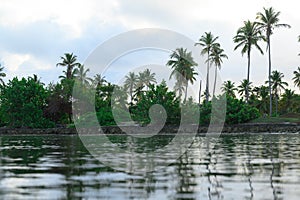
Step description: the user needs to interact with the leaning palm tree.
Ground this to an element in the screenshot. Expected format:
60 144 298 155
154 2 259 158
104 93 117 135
209 45 228 97
265 70 288 115
256 7 291 116
56 53 80 80
233 20 264 103
293 67 300 89
221 80 237 98
0 65 6 86
124 72 138 104
167 48 198 102
195 32 219 103
74 64 93 86
238 79 253 101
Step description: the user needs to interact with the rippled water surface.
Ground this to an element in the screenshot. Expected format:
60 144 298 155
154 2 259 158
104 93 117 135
0 134 300 199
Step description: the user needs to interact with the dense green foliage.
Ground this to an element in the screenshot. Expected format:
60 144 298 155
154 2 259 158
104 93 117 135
0 77 55 128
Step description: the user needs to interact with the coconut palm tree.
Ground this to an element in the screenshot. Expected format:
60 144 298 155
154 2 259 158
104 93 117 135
266 70 288 115
255 85 269 114
238 79 253 100
74 64 93 86
0 65 6 86
195 32 219 103
56 53 80 80
209 45 228 97
124 72 138 104
167 48 198 102
221 80 237 98
233 20 264 103
138 69 156 90
256 7 291 116
93 74 107 88
293 67 300 89
281 89 295 113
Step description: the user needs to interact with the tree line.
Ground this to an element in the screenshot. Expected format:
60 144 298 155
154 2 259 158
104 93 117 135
0 7 299 128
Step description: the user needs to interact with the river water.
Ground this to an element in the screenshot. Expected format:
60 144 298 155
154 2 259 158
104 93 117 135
0 134 299 199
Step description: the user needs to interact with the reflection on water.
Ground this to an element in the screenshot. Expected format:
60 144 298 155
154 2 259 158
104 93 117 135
0 134 300 199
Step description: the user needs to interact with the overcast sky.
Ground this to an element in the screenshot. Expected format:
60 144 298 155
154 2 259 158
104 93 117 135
0 0 299 92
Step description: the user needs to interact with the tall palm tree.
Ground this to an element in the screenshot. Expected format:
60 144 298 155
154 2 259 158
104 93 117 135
293 67 300 89
233 20 264 103
0 65 6 86
74 64 93 86
56 53 80 80
221 80 237 98
209 45 228 97
195 32 219 103
265 70 288 115
167 48 198 102
256 7 291 116
124 72 138 104
238 79 253 100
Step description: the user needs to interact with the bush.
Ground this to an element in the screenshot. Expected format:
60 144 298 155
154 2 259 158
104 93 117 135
199 96 260 125
0 77 55 128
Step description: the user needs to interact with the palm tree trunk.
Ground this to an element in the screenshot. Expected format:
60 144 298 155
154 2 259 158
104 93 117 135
198 80 202 105
213 65 217 97
205 52 210 103
246 49 251 103
184 83 188 103
275 94 278 116
268 36 272 116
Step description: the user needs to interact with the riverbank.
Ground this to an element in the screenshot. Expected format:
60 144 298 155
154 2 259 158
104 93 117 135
0 122 299 135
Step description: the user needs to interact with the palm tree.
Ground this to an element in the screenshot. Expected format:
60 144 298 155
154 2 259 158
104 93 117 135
124 72 138 104
221 80 237 98
209 45 228 97
195 32 219 103
255 85 269 114
138 69 156 90
293 67 300 89
74 64 93 86
56 53 80 80
298 35 300 56
0 65 6 86
233 20 264 103
265 70 288 115
256 7 291 116
167 48 198 102
93 74 107 88
281 89 295 113
238 79 253 100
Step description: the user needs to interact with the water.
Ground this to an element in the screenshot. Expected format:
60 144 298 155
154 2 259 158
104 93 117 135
0 134 300 199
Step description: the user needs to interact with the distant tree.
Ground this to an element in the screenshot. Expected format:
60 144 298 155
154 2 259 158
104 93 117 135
266 70 288 115
293 67 300 89
209 45 228 97
256 7 291 116
221 80 237 98
195 32 219 103
238 79 253 100
137 69 156 90
124 72 138 104
0 64 6 87
233 20 264 103
167 48 198 102
56 53 80 80
74 64 93 86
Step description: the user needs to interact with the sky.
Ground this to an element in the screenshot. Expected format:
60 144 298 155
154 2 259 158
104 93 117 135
0 0 300 93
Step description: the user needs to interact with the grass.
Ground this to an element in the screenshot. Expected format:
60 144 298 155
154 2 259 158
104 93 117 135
250 113 300 124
